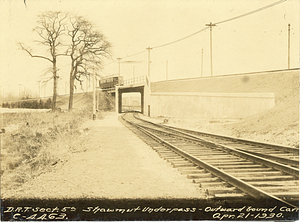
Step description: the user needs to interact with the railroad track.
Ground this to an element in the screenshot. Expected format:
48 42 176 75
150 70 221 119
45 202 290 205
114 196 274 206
120 112 299 208
135 115 299 168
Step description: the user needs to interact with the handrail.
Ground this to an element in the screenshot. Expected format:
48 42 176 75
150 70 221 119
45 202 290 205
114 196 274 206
123 75 147 86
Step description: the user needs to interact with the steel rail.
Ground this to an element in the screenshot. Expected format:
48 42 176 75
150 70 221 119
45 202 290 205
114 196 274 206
162 123 299 154
236 148 299 167
134 122 299 177
133 114 299 154
122 113 298 208
133 114 299 168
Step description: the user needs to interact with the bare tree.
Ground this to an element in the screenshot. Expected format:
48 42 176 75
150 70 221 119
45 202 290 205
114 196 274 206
20 11 67 111
66 15 111 110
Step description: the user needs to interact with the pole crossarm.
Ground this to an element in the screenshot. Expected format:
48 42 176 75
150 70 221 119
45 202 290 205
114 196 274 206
205 22 216 27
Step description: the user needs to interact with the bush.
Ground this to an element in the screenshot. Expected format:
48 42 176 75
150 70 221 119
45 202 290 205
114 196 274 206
44 98 52 109
38 99 44 109
98 92 114 111
3 99 51 109
1 109 93 193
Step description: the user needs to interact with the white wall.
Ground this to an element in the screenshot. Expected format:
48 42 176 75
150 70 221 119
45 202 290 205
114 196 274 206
150 92 275 119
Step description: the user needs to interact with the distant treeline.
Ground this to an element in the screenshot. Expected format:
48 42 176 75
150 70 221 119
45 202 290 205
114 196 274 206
2 98 52 109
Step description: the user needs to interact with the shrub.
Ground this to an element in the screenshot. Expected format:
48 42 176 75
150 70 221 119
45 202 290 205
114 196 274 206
1 108 93 193
45 98 52 109
38 99 44 109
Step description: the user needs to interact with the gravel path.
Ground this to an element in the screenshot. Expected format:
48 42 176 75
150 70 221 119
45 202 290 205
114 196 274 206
3 112 203 199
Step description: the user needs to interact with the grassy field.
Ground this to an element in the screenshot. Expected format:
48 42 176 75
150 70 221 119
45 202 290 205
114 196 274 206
1 107 100 193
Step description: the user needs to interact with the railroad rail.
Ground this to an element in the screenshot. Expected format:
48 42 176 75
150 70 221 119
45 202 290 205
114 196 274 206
120 112 299 208
135 115 299 168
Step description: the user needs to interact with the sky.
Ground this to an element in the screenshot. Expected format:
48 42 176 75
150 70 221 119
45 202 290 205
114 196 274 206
0 0 299 99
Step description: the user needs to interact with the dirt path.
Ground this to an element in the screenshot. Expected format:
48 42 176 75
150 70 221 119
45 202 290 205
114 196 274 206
3 112 203 199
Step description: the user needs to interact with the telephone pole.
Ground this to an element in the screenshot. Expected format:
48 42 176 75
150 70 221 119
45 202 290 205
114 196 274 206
117 57 122 86
288 23 291 69
201 48 203 77
206 22 216 77
146 47 152 85
166 60 168 80
92 67 96 120
19 84 21 98
132 66 135 78
38 82 40 97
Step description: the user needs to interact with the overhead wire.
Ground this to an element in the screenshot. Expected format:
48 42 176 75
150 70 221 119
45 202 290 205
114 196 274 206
152 27 209 49
214 0 287 25
103 49 147 66
122 49 147 59
104 0 287 66
152 0 287 49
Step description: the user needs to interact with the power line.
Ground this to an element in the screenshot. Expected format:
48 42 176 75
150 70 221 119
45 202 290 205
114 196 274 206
122 50 147 59
152 0 286 49
215 0 287 25
103 50 147 66
103 0 287 67
152 27 209 49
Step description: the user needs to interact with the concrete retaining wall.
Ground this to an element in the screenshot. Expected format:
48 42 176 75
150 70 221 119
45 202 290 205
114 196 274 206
150 92 275 119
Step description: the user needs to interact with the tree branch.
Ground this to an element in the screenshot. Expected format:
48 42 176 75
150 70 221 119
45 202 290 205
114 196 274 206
19 43 53 62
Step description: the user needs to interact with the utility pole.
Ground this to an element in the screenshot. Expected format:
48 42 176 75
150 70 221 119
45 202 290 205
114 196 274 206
201 49 203 77
133 66 135 80
288 23 291 69
19 84 21 98
117 57 122 86
166 60 168 80
95 75 98 111
92 67 96 120
44 83 46 97
206 22 216 77
146 47 152 85
38 81 41 98
0 86 3 105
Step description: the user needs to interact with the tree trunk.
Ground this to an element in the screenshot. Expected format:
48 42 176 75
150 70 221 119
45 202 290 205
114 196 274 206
68 76 75 111
52 59 57 111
